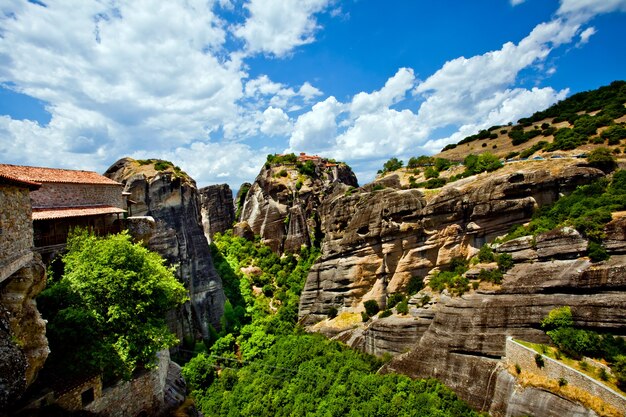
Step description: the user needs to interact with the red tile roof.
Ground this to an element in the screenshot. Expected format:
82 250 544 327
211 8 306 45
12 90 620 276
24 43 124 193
0 164 121 185
0 173 42 190
32 205 126 220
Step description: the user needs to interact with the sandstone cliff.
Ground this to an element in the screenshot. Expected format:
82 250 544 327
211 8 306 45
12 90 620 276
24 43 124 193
0 256 48 412
238 154 358 253
199 184 235 243
298 159 624 415
104 158 225 341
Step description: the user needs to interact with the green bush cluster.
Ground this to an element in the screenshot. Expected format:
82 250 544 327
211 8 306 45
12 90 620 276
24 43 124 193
429 257 470 295
519 141 548 158
541 306 626 389
380 157 403 173
518 81 626 124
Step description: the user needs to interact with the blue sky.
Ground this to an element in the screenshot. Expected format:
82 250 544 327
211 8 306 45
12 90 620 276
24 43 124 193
0 0 625 188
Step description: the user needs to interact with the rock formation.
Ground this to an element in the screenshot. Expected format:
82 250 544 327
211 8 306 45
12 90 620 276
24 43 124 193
199 184 235 243
238 154 358 253
104 158 225 341
298 159 625 415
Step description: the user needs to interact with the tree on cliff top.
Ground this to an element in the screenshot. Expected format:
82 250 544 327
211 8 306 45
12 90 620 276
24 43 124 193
39 230 187 381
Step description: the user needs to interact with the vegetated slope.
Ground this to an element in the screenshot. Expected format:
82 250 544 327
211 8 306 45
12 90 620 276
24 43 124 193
181 232 480 417
436 80 626 162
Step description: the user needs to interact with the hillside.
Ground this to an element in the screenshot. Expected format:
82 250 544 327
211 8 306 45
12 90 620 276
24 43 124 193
436 80 626 161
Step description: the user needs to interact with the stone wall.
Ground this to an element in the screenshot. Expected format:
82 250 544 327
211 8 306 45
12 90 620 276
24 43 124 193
30 183 124 209
84 350 170 417
505 337 626 412
0 185 34 284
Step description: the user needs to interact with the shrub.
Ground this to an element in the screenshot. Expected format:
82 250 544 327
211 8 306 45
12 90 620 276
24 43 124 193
382 157 403 173
361 311 370 322
406 276 424 294
463 153 502 175
396 300 409 315
478 268 503 284
541 306 574 330
545 128 586 151
386 293 405 308
477 245 495 262
364 300 380 316
434 158 452 171
547 327 602 359
558 377 568 387
601 124 626 143
497 253 514 273
612 355 626 390
506 151 520 159
327 306 338 319
278 169 288 177
379 310 392 318
588 241 609 263
297 160 316 177
579 360 589 371
441 143 457 152
515 363 522 374
424 178 447 189
535 354 545 368
424 166 439 179
598 367 609 381
587 147 617 172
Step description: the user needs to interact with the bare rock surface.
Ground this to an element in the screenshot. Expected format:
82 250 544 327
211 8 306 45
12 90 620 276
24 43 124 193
105 158 225 341
238 156 358 253
0 255 48 410
199 184 235 243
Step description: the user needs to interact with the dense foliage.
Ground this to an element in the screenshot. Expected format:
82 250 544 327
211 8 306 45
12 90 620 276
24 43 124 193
192 334 480 417
38 230 187 381
185 233 479 416
541 307 626 389
519 80 626 125
503 170 626 255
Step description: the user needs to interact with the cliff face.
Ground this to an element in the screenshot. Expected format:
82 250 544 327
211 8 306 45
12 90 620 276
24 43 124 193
104 158 225 341
298 159 624 415
238 156 358 253
199 184 235 243
299 161 603 324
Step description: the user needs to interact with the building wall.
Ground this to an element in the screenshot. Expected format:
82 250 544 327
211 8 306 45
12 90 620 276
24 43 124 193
30 183 124 209
0 184 34 283
505 337 626 412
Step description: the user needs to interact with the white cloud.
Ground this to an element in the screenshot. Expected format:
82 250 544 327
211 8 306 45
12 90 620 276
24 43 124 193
132 141 266 190
288 96 343 152
349 68 415 117
557 0 626 20
234 0 332 57
260 107 292 136
299 82 323 102
510 0 527 6
578 26 597 45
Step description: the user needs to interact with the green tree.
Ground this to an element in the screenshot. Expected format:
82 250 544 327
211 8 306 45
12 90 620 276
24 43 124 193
541 306 574 330
39 230 187 380
382 157 403 173
587 147 617 173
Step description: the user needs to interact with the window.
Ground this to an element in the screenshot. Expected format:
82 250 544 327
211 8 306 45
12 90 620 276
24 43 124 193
81 387 95 406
